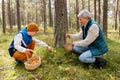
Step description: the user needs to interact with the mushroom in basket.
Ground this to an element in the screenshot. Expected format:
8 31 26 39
24 53 41 70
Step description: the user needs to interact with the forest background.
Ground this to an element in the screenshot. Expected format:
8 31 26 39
0 0 120 80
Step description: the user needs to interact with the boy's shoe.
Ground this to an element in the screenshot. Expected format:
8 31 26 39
94 57 107 69
15 59 23 64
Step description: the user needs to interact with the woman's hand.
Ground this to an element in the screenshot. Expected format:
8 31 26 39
66 33 70 38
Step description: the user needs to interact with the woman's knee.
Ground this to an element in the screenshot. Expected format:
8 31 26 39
73 46 81 53
73 46 89 54
73 46 76 51
79 51 95 63
79 55 86 62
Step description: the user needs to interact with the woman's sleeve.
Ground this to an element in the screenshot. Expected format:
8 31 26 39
73 24 99 46
70 31 83 40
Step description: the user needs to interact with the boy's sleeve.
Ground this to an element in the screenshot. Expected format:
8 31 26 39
33 37 48 47
14 33 26 53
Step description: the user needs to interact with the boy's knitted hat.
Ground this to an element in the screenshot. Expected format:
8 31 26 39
27 22 39 32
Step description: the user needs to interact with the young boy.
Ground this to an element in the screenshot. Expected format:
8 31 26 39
8 22 52 64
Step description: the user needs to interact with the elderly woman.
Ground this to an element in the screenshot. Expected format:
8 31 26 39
66 9 108 68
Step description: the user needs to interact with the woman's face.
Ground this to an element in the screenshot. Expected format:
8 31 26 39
78 16 89 25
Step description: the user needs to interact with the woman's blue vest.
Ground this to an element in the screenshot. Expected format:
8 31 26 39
8 28 32 57
82 19 108 56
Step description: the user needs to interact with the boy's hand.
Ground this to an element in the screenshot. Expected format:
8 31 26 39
46 46 56 53
25 49 32 59
25 49 32 53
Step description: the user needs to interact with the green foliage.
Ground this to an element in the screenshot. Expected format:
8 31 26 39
0 27 120 80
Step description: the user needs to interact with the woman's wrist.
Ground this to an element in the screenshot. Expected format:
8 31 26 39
72 43 74 46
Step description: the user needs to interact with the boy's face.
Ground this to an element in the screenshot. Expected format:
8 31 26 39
27 31 38 36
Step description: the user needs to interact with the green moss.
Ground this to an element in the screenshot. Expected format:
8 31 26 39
0 27 120 80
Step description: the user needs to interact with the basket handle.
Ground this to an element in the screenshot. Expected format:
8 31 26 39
26 53 29 60
29 50 37 54
26 50 37 60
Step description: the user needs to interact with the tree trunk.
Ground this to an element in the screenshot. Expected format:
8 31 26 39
21 0 26 25
82 0 84 9
8 0 13 31
76 0 79 31
43 0 47 33
48 0 53 27
2 0 6 33
27 13 31 24
94 0 97 21
66 0 68 31
36 1 38 25
68 0 71 30
118 0 120 37
54 0 68 47
88 0 90 11
98 0 101 24
12 4 16 26
0 16 1 25
16 0 21 31
112 1 116 29
103 0 108 37
115 0 118 30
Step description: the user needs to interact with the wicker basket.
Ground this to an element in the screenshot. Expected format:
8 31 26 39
24 55 41 70
64 43 73 51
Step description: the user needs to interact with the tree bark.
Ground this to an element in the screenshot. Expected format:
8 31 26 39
76 0 79 31
12 4 16 26
88 0 90 12
118 0 120 37
68 0 71 30
82 0 84 9
43 0 47 33
36 1 38 25
98 0 101 24
0 16 1 25
94 0 97 21
103 0 108 37
2 0 6 33
16 0 21 31
21 0 26 25
8 0 13 31
115 0 118 30
48 0 53 27
54 0 68 47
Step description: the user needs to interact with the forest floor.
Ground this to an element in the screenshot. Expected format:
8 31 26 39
0 27 120 80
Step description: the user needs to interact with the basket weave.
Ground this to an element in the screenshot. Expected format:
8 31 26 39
24 55 41 70
64 43 73 51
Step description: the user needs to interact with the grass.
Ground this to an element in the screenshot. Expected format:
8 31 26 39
0 27 120 80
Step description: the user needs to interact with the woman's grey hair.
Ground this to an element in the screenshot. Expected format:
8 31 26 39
78 9 91 18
